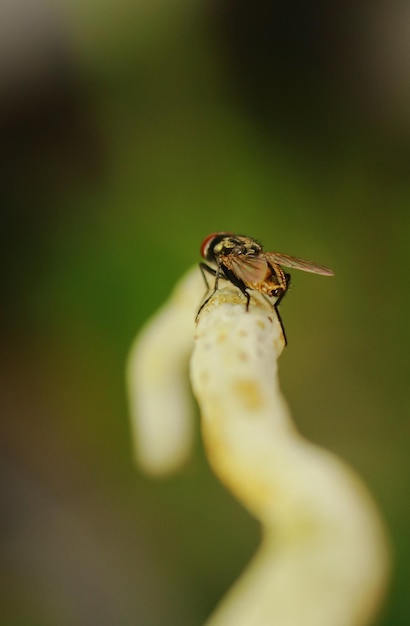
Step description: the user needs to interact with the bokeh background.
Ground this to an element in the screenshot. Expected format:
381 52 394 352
1 1 409 624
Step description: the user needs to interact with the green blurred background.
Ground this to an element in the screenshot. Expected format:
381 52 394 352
1 1 409 624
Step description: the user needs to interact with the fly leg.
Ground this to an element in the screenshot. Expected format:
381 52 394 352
273 303 287 346
196 262 250 319
221 266 251 310
196 262 223 319
272 272 290 346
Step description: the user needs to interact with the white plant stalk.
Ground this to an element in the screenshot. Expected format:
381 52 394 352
126 267 203 475
127 266 390 626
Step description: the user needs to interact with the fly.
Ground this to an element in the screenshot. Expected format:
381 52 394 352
197 232 334 344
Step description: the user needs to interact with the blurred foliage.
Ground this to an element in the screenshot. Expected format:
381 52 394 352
0 1 409 624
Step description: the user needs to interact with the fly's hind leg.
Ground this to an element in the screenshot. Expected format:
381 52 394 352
273 303 287 346
274 272 291 307
272 272 290 346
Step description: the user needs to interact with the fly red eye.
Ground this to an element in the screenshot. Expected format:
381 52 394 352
200 232 232 259
200 233 217 259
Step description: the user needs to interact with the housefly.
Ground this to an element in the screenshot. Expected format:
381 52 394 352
198 232 334 343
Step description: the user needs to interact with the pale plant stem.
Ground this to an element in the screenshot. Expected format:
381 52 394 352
126 267 204 474
127 266 390 626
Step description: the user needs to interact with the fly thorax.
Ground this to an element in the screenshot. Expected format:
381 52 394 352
244 242 262 256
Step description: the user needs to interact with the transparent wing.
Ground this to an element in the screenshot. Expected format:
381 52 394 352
228 254 268 284
265 252 334 276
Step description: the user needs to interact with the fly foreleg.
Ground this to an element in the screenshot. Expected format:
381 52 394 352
197 262 223 319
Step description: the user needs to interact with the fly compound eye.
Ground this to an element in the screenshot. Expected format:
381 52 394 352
200 234 217 259
200 232 233 261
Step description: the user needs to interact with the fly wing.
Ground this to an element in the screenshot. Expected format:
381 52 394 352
265 252 334 276
228 254 268 284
